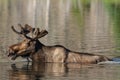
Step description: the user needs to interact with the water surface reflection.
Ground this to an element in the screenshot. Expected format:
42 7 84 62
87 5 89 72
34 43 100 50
8 62 120 80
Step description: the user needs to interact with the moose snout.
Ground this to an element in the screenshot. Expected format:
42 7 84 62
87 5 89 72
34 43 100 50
7 52 13 57
7 49 15 57
7 49 11 57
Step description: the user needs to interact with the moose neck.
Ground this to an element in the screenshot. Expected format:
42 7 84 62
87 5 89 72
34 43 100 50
35 40 45 51
32 39 57 62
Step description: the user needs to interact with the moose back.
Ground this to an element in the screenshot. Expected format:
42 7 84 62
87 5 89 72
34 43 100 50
8 24 112 64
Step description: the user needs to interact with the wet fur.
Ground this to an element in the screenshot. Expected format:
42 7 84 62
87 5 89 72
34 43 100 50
29 43 111 63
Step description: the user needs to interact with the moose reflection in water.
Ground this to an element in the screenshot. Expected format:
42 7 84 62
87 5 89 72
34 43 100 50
9 62 94 80
9 63 66 80
8 24 112 64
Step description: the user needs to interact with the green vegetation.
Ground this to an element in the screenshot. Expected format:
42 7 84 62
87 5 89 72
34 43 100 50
104 0 120 4
71 0 91 32
71 0 120 54
104 0 120 52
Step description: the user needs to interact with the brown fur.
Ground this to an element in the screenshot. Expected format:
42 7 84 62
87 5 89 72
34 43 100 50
8 40 111 64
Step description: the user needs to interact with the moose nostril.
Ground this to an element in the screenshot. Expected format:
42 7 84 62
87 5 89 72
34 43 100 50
7 52 12 57
7 52 15 57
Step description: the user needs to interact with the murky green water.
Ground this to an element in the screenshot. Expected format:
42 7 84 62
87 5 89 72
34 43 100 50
0 0 120 80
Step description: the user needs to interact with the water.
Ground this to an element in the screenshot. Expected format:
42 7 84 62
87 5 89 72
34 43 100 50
1 62 120 80
0 0 120 80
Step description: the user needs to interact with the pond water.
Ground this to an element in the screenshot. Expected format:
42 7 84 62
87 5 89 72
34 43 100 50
1 62 120 80
0 0 120 80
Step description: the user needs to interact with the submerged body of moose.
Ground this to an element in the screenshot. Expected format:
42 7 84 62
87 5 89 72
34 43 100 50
8 24 112 64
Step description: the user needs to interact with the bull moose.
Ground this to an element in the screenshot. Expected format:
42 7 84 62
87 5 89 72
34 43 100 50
8 24 112 64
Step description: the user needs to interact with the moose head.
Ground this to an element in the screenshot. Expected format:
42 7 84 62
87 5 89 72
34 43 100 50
8 24 48 61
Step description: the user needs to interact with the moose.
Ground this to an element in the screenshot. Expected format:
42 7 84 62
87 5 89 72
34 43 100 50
8 24 112 64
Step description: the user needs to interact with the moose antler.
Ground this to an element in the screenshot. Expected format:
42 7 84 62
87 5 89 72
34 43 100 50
11 24 35 39
33 28 48 40
11 26 22 34
24 24 35 34
11 24 36 34
12 24 35 34
11 24 48 40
